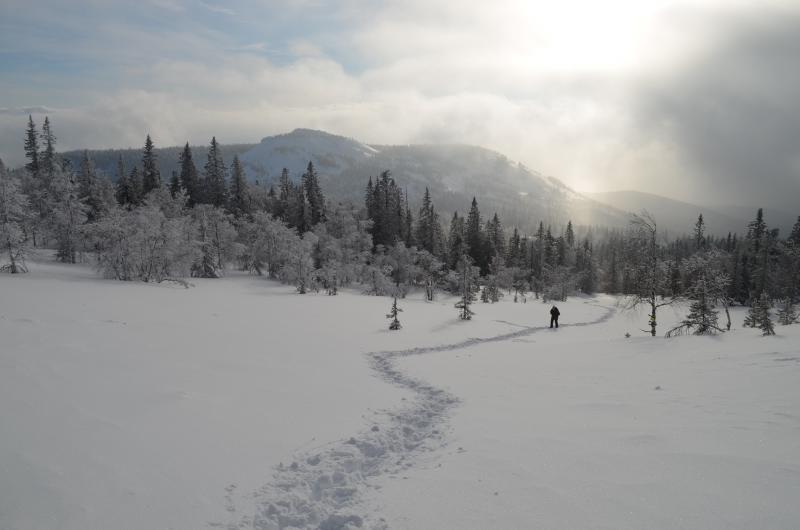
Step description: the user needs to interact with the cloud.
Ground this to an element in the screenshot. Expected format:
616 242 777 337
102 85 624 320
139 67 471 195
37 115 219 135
1 0 797 213
0 106 55 116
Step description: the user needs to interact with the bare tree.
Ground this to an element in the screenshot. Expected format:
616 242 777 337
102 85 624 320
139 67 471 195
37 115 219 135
624 211 676 336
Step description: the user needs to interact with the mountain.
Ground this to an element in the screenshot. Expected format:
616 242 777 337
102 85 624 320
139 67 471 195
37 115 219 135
587 190 742 236
240 128 378 181
588 190 798 236
240 129 628 232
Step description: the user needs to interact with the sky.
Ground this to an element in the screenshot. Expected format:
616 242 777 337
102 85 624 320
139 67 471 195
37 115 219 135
0 0 798 210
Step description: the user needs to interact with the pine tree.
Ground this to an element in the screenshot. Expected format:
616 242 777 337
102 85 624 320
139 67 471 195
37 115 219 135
747 208 767 253
49 167 87 263
402 190 414 246
415 187 436 253
39 116 57 182
24 115 40 177
790 216 800 245
745 293 775 335
169 170 181 198
228 155 250 217
293 185 312 234
447 211 466 269
302 161 325 225
141 134 161 194
454 253 476 320
277 168 293 222
486 212 505 258
565 220 575 248
78 150 111 222
777 299 797 325
115 156 132 206
127 167 144 206
694 214 705 250
465 197 488 273
203 137 227 207
0 158 30 273
387 296 402 330
178 143 200 206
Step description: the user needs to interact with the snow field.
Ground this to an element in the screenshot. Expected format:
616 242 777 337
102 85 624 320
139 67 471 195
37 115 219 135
2 260 799 530
374 304 800 529
0 259 568 530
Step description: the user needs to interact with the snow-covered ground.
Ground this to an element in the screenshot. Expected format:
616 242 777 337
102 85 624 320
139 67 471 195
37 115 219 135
2 259 799 529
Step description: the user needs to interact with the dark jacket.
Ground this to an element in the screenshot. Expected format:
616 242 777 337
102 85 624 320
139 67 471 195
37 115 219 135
550 306 560 317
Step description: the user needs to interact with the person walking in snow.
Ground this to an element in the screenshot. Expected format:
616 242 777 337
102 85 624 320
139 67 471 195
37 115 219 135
550 305 560 328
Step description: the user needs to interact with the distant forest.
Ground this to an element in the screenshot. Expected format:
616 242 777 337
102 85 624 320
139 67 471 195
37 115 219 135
2 115 799 335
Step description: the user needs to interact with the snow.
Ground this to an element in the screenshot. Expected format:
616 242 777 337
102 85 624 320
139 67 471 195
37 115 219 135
240 129 378 181
2 260 799 529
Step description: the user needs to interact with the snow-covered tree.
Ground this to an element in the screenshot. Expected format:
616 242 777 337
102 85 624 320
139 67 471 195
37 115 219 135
191 205 243 278
624 211 675 336
416 249 443 301
744 293 775 336
0 158 30 273
77 151 115 222
239 211 299 278
49 167 87 263
281 232 317 294
91 205 198 282
777 299 797 326
454 253 476 320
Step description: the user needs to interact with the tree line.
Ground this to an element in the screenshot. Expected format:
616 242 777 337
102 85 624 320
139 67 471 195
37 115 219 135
1 116 798 332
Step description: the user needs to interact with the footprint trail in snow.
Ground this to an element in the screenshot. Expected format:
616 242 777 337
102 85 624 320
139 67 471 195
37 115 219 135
222 303 615 530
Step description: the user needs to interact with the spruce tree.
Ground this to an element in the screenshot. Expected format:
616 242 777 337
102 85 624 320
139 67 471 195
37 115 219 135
565 220 575 248
228 155 250 217
465 197 487 273
415 187 435 253
24 115 40 177
387 296 402 330
745 293 775 335
178 143 200 206
129 167 143 206
790 216 800 245
694 214 705 250
39 116 57 182
115 156 132 206
49 167 87 263
141 134 161 194
447 211 466 269
486 212 505 258
77 151 109 222
302 161 325 225
455 253 476 320
169 170 181 198
203 137 227 207
277 168 293 222
777 299 797 325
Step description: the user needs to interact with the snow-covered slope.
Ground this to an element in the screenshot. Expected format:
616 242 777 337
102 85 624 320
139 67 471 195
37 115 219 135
240 128 378 182
2 259 799 530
